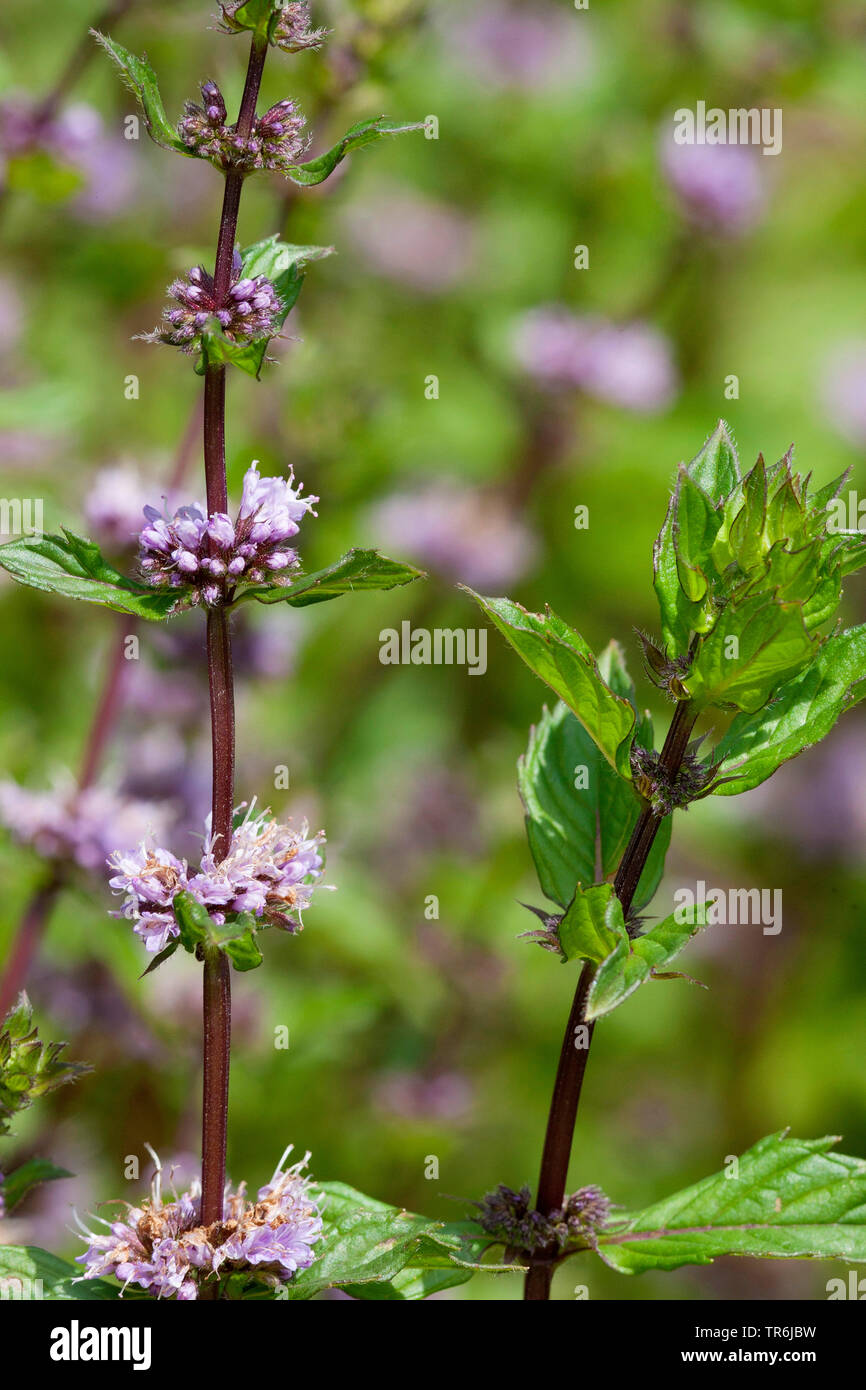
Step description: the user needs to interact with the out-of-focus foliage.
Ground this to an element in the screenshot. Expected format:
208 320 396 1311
2 0 866 1300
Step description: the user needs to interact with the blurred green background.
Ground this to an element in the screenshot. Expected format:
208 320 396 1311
1 0 866 1300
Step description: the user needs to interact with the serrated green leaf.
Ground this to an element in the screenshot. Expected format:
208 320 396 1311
283 1183 492 1299
286 117 424 187
586 902 709 1020
0 1246 120 1300
559 883 627 966
0 531 176 620
239 236 334 281
233 548 424 608
686 593 817 713
92 33 189 156
597 1133 866 1273
3 1160 72 1213
224 0 282 40
464 592 636 778
712 624 866 794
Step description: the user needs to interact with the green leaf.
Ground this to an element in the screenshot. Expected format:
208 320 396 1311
172 893 263 972
286 117 424 187
197 240 335 380
0 1246 120 1300
674 471 723 608
686 419 740 499
139 940 181 977
686 593 817 713
92 33 189 156
239 236 334 282
0 531 176 620
221 927 263 972
233 548 425 608
283 1183 494 1300
586 902 709 1020
464 592 636 777
712 624 866 794
518 693 668 912
653 493 700 658
3 1160 72 1213
558 883 627 966
597 1133 866 1273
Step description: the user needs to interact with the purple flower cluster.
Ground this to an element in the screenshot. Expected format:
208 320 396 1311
219 1 330 52
144 251 282 356
512 307 678 413
0 99 136 220
107 802 327 954
76 1146 323 1299
137 462 317 608
178 81 309 173
0 779 169 875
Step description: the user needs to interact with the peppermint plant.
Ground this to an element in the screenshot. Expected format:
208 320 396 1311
0 3 492 1301
465 421 866 1300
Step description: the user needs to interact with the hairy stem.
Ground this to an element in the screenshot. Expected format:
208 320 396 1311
198 33 268 1237
524 698 697 1300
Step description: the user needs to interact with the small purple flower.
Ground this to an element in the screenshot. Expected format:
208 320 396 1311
143 252 283 355
512 307 678 413
107 802 327 953
136 462 317 608
660 136 766 236
178 81 309 173
76 1146 323 1299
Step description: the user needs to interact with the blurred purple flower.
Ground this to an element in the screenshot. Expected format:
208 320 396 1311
343 185 476 293
373 1069 473 1121
0 277 23 357
820 340 866 448
76 1146 322 1299
512 306 678 412
439 1 594 92
85 463 164 555
660 135 766 235
0 99 136 220
0 778 171 875
738 724 866 862
370 483 535 588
